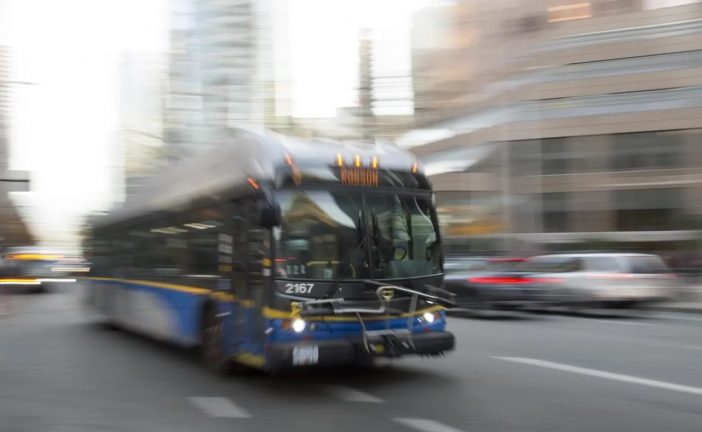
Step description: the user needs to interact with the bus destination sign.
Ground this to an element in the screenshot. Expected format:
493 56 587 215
339 166 379 187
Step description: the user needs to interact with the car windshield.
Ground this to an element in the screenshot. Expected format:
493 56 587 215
444 259 523 273
274 189 441 280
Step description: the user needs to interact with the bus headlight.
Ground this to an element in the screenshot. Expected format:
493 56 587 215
422 312 436 324
292 318 306 333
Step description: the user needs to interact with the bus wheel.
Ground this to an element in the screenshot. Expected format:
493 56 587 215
201 307 231 374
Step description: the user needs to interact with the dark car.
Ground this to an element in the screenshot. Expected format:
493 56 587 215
443 257 550 311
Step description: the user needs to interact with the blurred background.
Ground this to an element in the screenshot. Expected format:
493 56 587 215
1 0 702 274
2 2 702 431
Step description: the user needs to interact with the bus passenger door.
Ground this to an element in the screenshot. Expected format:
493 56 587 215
246 219 268 352
230 202 248 351
230 198 268 354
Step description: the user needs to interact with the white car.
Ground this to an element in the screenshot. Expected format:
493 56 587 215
521 253 677 309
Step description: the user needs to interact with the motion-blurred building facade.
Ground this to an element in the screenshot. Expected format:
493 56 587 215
0 46 33 247
164 3 411 147
407 0 702 255
118 0 272 200
165 0 273 156
118 51 168 200
272 29 413 143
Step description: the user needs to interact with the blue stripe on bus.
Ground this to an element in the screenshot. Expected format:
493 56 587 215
88 277 447 352
89 278 207 345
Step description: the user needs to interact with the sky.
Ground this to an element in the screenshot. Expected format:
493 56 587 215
0 0 430 247
286 0 430 117
1 0 169 246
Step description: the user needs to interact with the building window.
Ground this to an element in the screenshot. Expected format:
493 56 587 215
614 188 685 231
610 131 685 170
541 138 570 175
542 192 570 232
510 140 540 176
615 209 676 231
543 211 570 232
514 137 604 176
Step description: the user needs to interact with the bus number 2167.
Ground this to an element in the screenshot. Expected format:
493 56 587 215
285 283 314 294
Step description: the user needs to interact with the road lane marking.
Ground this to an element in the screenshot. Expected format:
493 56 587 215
588 318 652 326
682 345 702 350
394 418 466 432
495 357 702 396
187 397 251 418
324 385 383 403
658 313 702 323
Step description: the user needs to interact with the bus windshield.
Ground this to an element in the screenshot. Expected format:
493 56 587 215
274 189 441 280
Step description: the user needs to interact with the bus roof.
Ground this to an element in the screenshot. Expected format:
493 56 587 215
95 128 418 229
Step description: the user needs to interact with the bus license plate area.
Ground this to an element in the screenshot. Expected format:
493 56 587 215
367 332 412 357
292 345 319 366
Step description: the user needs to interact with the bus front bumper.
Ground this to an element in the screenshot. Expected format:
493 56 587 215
266 331 455 369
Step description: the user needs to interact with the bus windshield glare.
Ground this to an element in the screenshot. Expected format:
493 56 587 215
274 189 441 280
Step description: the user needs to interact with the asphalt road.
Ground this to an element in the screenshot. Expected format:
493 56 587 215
1 282 702 432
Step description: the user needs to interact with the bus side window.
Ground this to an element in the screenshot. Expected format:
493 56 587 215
186 210 221 276
92 236 111 276
114 238 133 279
129 227 153 277
127 219 190 278
153 231 184 277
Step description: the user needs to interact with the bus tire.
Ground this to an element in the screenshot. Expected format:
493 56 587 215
201 305 232 375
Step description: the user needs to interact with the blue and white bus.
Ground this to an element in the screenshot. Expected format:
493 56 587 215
87 129 455 372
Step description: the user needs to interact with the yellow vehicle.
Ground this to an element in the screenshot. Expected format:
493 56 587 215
0 247 76 292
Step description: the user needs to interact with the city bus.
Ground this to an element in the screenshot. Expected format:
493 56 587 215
0 247 77 292
87 128 455 372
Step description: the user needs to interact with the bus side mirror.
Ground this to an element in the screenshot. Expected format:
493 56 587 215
260 204 281 228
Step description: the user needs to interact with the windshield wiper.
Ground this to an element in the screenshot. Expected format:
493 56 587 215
324 210 370 299
426 238 441 264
